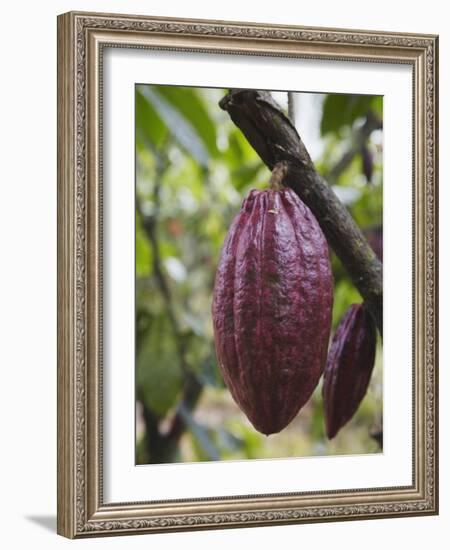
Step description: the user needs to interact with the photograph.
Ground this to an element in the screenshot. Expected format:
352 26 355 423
134 84 384 465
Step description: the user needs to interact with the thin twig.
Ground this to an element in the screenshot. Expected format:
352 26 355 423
287 91 296 125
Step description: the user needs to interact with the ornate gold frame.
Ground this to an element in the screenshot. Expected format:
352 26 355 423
57 11 439 538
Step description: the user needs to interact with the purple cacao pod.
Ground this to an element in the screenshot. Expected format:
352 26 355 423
212 187 333 435
322 303 377 439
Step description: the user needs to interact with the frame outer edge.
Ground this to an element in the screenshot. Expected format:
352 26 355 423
56 10 439 538
430 35 439 514
57 12 76 539
434 35 439 515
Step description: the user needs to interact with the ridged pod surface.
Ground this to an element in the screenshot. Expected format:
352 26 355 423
212 187 333 435
322 303 377 439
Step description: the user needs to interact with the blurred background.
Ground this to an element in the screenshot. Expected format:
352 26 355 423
135 85 383 465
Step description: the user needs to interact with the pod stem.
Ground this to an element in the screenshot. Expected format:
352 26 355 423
269 162 288 190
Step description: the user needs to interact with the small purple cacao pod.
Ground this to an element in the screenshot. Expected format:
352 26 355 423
361 145 374 184
322 303 377 439
212 187 333 435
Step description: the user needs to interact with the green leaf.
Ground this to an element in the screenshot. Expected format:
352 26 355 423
226 421 263 459
230 162 264 191
136 213 152 277
138 86 209 168
350 182 383 228
321 94 377 136
310 393 326 440
371 96 383 118
136 314 183 416
224 129 259 167
156 86 219 157
135 87 167 149
331 279 362 329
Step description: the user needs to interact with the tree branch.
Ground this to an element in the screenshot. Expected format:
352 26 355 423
219 89 382 334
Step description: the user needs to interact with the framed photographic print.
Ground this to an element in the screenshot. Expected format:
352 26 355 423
57 11 439 538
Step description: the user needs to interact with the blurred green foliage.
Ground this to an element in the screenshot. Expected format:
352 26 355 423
135 85 383 464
